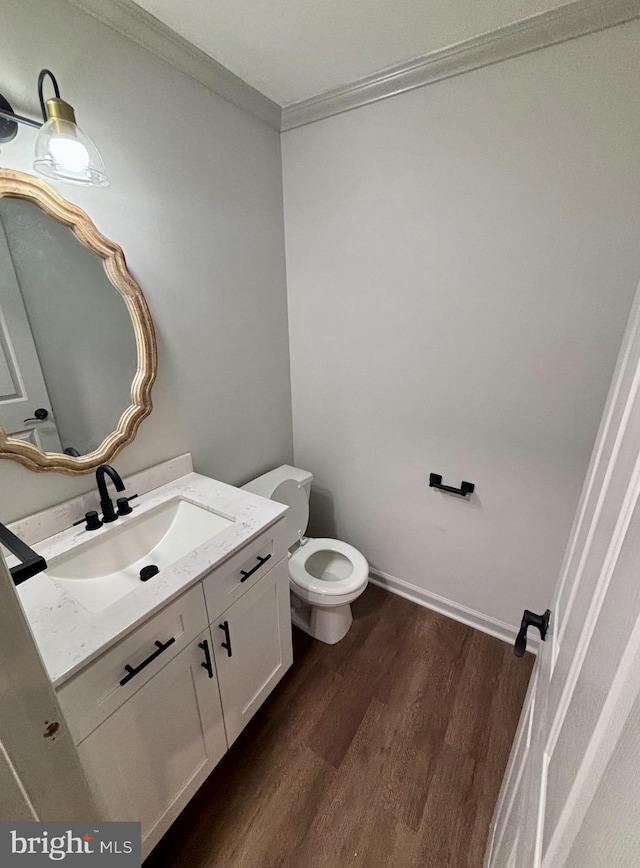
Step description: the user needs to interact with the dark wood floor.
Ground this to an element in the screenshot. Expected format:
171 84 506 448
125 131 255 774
145 585 533 868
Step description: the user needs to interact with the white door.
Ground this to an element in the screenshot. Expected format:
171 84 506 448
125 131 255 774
212 558 293 746
77 628 227 859
0 218 62 452
0 553 98 822
487 283 640 867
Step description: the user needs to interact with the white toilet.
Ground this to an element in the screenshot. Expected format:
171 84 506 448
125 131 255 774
242 465 369 644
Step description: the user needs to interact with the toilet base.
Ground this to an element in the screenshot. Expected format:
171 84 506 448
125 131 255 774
290 594 353 644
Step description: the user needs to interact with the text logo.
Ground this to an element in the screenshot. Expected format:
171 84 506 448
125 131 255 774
1 822 140 865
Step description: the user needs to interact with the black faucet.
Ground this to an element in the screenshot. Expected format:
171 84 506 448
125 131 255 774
96 464 126 523
72 465 138 531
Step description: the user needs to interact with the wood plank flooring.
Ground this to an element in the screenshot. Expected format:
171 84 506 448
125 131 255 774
145 585 533 868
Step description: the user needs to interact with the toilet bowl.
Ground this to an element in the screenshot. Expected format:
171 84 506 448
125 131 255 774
242 465 369 644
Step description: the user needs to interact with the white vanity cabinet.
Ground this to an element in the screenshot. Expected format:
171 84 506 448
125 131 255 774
210 557 293 745
76 627 226 856
55 517 293 859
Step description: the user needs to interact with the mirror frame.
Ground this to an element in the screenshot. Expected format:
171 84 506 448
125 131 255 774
0 169 157 474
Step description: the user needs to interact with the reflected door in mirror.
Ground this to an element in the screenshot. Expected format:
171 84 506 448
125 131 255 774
0 218 63 452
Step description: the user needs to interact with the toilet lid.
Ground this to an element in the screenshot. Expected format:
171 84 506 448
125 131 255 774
271 480 309 549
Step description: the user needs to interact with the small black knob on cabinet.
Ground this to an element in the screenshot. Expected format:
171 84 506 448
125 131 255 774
514 609 551 657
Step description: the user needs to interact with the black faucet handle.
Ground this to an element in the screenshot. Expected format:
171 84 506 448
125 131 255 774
73 510 102 531
116 494 138 517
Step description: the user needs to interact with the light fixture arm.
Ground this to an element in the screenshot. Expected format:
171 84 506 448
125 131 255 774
0 69 64 133
37 69 61 122
0 105 41 130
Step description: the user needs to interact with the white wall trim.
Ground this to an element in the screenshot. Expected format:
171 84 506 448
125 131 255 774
65 0 281 130
281 0 640 130
369 567 539 653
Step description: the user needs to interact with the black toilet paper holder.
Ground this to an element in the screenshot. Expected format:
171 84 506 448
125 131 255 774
429 473 475 497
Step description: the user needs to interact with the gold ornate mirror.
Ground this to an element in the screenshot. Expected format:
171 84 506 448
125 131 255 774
0 169 156 474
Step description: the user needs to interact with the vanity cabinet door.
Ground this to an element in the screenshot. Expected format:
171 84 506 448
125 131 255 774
212 557 293 746
77 627 226 859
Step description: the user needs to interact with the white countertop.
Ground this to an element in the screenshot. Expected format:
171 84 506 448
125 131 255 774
17 472 286 688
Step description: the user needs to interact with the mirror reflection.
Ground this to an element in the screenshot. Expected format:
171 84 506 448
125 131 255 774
0 197 137 456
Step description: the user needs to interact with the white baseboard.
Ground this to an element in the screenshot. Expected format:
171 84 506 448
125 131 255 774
368 567 539 654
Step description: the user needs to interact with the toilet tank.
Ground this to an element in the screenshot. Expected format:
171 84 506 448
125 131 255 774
241 464 313 500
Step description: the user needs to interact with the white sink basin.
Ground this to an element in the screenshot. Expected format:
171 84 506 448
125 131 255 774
46 498 234 612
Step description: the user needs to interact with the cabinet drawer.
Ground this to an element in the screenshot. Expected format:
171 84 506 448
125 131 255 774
58 583 208 745
202 519 287 622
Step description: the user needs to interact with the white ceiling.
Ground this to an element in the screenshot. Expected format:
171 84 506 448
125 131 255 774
131 0 573 106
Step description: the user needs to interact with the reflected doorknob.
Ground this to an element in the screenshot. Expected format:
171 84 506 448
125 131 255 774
23 408 49 423
514 609 551 657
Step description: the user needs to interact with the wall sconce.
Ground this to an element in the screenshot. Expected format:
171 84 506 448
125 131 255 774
0 69 108 188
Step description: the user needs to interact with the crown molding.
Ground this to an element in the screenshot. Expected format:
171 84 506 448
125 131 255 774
65 0 640 133
65 0 281 130
281 0 640 131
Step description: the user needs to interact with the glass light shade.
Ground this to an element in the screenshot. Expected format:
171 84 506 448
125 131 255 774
33 117 108 187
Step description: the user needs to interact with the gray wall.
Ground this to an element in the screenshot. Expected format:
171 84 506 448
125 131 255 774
0 0 292 521
282 21 640 629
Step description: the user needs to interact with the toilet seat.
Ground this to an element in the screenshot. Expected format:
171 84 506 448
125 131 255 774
289 537 369 597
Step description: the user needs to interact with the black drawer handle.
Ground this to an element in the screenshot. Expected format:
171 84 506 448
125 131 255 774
199 638 214 678
219 620 232 657
429 473 475 497
119 637 176 686
240 552 271 582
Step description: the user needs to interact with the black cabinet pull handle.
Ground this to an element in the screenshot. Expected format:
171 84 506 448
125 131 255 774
429 473 475 497
119 637 176 686
240 552 271 582
514 609 551 657
199 639 214 678
23 408 49 423
219 621 232 657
